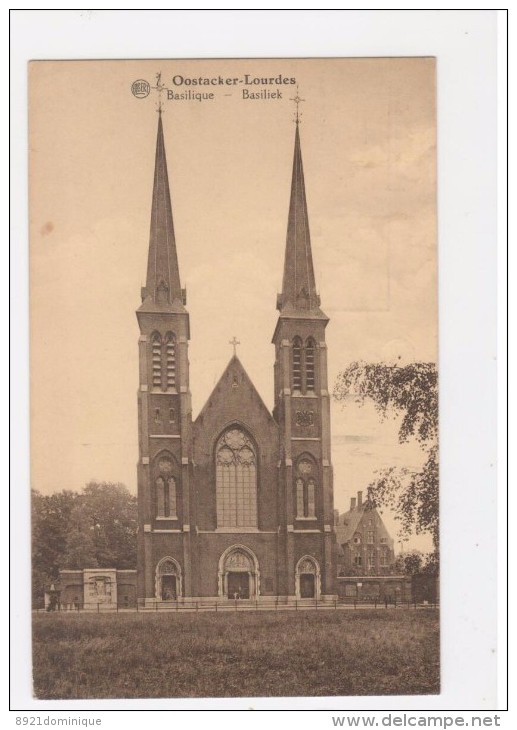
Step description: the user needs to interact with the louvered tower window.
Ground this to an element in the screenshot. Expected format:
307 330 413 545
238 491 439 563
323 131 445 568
292 337 302 391
165 332 176 390
305 338 316 391
151 333 162 389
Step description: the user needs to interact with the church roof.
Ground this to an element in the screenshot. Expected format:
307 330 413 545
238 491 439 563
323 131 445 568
335 507 365 547
335 497 395 555
194 355 277 430
139 112 186 313
277 122 327 320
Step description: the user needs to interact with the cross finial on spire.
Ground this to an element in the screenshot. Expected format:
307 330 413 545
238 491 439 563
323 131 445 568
277 97 323 315
290 86 305 124
153 71 167 115
153 71 166 97
229 336 240 357
140 101 184 310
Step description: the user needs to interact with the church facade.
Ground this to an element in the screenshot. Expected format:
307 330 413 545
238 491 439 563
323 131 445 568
136 112 337 604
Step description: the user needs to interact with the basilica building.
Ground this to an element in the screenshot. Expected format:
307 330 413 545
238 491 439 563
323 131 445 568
136 111 337 604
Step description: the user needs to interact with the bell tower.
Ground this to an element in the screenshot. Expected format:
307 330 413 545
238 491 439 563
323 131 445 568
272 115 336 600
136 111 193 602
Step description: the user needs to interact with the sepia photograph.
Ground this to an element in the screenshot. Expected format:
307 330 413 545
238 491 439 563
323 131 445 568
29 57 440 700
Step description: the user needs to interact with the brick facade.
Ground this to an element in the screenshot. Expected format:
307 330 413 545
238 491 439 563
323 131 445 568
335 491 396 577
136 114 337 604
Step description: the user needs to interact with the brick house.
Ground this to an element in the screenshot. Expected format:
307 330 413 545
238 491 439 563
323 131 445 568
335 491 395 577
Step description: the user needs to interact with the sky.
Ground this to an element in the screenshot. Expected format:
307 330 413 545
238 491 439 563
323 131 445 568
29 58 437 552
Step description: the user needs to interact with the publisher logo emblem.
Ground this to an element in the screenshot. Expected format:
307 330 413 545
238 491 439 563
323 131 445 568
131 80 150 99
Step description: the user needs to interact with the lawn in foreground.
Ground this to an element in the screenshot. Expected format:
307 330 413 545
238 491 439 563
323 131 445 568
33 610 439 699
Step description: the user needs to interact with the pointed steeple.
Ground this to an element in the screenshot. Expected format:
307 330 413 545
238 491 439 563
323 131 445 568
140 111 186 311
277 122 322 315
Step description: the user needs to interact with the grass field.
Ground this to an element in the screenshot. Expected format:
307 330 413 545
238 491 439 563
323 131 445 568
33 610 440 699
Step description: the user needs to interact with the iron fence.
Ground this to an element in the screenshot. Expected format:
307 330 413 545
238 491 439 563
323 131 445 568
33 596 439 613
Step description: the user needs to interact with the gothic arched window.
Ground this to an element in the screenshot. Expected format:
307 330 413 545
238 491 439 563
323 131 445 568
292 337 303 392
295 455 317 519
307 478 316 517
155 454 178 519
156 476 165 516
216 427 257 528
165 332 176 390
296 478 304 517
166 477 177 517
151 332 162 390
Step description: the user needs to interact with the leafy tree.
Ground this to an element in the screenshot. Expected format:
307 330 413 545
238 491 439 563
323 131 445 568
60 498 100 570
31 482 137 604
333 361 439 567
31 489 77 603
75 482 137 569
394 549 424 576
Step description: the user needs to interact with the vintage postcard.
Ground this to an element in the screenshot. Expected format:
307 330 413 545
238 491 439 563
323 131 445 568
30 58 438 699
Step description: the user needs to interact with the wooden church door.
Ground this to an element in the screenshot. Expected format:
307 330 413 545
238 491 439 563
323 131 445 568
227 572 250 600
161 575 177 600
300 573 315 598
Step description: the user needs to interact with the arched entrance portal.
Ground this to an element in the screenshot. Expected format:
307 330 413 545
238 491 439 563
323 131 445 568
218 545 260 600
295 556 321 599
155 557 182 600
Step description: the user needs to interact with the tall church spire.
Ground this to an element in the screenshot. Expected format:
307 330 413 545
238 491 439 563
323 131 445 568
277 122 321 314
140 111 185 311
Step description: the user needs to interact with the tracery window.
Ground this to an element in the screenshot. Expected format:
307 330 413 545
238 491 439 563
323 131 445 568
216 427 257 528
155 455 178 518
295 456 317 518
